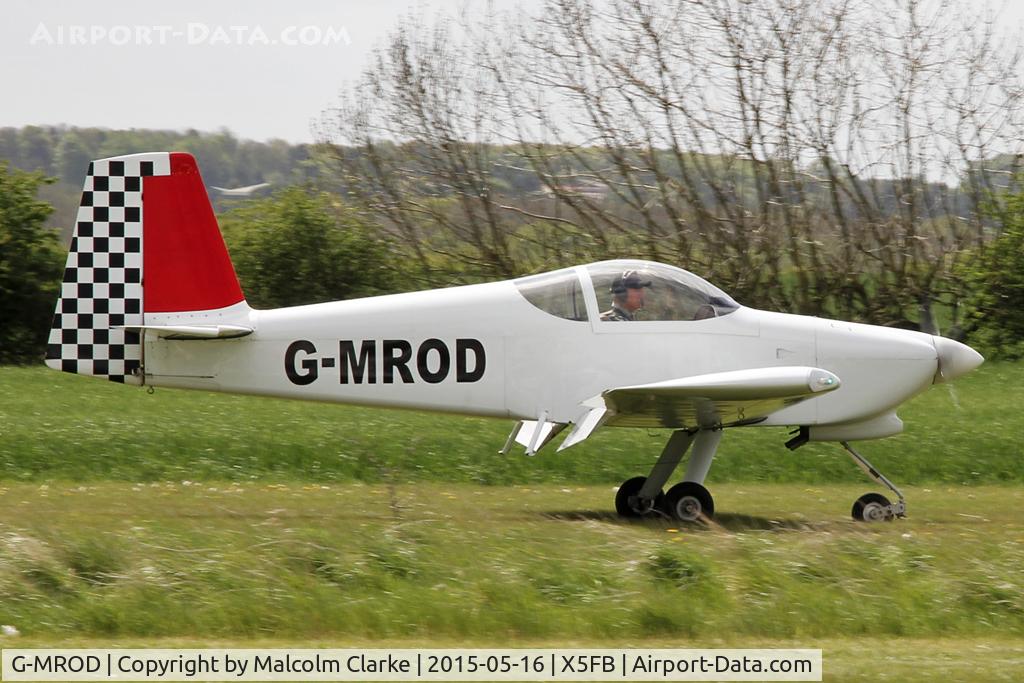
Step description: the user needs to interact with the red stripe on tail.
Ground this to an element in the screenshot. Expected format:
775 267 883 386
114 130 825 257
142 152 244 313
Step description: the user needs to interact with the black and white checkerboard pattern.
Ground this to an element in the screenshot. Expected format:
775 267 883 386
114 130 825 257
46 153 170 384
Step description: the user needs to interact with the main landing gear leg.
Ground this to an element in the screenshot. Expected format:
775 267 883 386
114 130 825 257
681 430 722 485
664 429 722 523
615 429 724 522
615 430 695 517
841 440 907 522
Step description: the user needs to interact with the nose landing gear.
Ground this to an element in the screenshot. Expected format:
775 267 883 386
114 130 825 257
841 441 907 522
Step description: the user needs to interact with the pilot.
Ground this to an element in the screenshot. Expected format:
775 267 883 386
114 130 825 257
600 270 652 321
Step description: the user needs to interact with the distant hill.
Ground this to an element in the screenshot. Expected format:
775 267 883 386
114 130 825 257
0 126 317 238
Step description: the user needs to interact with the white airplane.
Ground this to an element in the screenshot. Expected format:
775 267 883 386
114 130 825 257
46 152 984 523
210 182 271 197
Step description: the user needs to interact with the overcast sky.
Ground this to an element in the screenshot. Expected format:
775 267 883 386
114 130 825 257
1 0 1021 144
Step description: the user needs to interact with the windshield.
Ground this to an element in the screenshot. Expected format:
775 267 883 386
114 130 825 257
587 260 738 322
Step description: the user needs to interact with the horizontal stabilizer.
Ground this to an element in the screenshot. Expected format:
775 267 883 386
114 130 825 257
117 324 253 340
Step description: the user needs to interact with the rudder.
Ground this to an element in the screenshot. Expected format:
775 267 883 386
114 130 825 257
45 152 246 384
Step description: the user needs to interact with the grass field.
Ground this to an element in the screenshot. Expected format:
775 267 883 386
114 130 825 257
0 482 1022 680
0 363 1022 485
1 364 1022 681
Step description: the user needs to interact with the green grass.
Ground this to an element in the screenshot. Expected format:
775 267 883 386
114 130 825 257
0 482 1021 680
1 365 1022 681
0 363 1021 484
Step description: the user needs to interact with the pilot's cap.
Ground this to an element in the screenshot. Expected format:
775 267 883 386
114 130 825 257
610 269 653 295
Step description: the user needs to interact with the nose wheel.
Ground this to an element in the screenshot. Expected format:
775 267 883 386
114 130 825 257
852 492 897 522
842 441 907 521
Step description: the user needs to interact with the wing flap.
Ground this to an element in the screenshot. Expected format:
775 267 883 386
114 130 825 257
500 419 567 456
557 405 610 452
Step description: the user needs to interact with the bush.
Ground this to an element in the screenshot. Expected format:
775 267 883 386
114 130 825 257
961 186 1024 359
219 188 397 309
0 164 64 364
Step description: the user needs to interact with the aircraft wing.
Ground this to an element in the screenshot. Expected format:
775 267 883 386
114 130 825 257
558 366 840 451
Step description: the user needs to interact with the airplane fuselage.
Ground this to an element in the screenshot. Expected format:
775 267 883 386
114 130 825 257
144 271 945 438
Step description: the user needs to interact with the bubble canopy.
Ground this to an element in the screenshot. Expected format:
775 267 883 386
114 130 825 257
515 260 739 322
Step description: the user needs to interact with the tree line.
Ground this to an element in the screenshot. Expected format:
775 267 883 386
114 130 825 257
0 126 317 237
0 125 314 189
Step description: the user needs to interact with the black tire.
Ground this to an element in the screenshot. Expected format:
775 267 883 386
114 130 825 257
664 481 715 522
851 492 894 522
615 476 664 517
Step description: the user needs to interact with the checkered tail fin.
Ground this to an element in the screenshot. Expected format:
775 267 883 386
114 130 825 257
45 152 247 384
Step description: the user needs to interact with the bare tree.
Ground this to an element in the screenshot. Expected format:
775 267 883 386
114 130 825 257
319 0 1023 326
